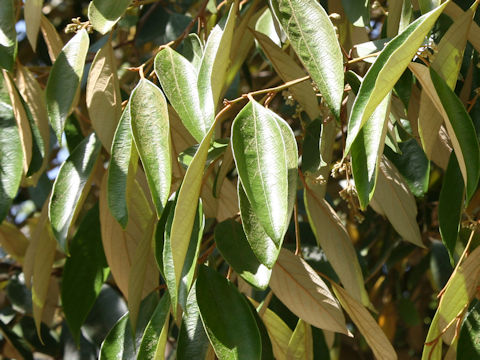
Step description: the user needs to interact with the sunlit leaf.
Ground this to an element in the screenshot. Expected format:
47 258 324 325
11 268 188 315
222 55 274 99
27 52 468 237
255 8 281 46
24 0 42 51
286 319 313 360
345 2 448 153
45 29 89 143
40 14 62 62
444 1 480 53
130 78 171 217
269 249 349 334
196 265 262 360
271 0 344 118
88 0 132 34
0 0 17 71
49 133 101 252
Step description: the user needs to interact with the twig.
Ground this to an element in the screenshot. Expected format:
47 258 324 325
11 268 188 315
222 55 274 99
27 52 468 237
294 198 301 256
346 51 381 65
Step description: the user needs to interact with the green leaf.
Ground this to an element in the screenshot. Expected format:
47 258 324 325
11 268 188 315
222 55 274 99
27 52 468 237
286 319 313 360
0 71 23 223
0 319 33 360
231 100 289 244
351 92 392 209
137 294 171 360
457 301 480 359
196 265 262 360
180 33 204 71
153 200 173 278
163 198 204 316
215 219 272 290
62 203 109 344
99 292 159 360
418 0 440 14
130 78 171 217
177 283 210 360
270 0 344 119
88 0 132 34
178 139 228 170
344 2 448 154
46 29 89 143
430 68 480 202
0 0 17 71
255 8 281 46
107 102 138 228
341 0 370 27
438 153 464 261
49 132 102 252
246 301 275 360
155 47 206 142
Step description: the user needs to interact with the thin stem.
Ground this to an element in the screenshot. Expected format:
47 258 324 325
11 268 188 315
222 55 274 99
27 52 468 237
346 51 381 65
294 198 301 256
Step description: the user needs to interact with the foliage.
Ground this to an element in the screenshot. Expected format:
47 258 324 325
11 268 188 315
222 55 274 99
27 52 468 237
0 0 480 359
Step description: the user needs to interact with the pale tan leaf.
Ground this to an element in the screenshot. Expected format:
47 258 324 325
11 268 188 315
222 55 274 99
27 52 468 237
418 2 475 158
253 30 320 120
128 216 156 331
24 202 48 288
169 105 195 183
370 157 423 247
332 283 397 360
387 0 403 37
24 0 42 51
41 276 59 327
444 1 480 53
3 70 32 173
99 172 159 300
422 245 480 359
86 38 122 152
40 14 62 62
250 298 292 360
270 248 349 335
216 178 239 222
304 189 370 307
286 319 313 360
0 222 29 263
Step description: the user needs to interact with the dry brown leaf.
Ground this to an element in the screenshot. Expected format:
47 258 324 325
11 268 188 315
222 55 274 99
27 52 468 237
0 222 29 264
24 0 42 51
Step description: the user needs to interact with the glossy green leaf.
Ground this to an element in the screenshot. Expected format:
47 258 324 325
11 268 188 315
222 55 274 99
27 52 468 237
0 72 23 223
99 293 159 360
270 0 343 119
107 102 138 228
430 68 480 202
351 92 392 209
344 2 448 154
270 249 349 334
137 294 171 360
177 283 210 360
0 0 17 71
50 133 101 252
231 100 289 244
246 301 275 360
155 47 206 142
457 301 480 359
196 265 262 360
88 0 132 34
342 0 370 27
438 153 464 261
130 78 171 217
215 219 272 290
163 199 204 315
45 29 89 143
238 183 279 269
62 204 109 344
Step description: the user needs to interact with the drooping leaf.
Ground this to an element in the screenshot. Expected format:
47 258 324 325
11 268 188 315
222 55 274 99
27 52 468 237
0 71 23 223
304 190 370 307
86 38 122 152
269 248 349 334
255 8 282 46
177 283 210 360
40 14 62 62
88 0 132 34
49 132 101 252
100 172 159 301
155 47 206 142
444 1 480 53
107 102 137 228
341 0 370 27
180 33 203 71
196 265 262 360
231 100 289 244
130 78 171 217
286 319 313 360
345 2 448 153
0 0 17 71
45 29 89 143
24 0 42 51
270 0 344 119
246 301 275 360
215 219 272 290
62 204 109 344
137 293 171 360
351 91 392 209
332 283 397 360
438 153 464 261
370 157 423 247
457 301 480 359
